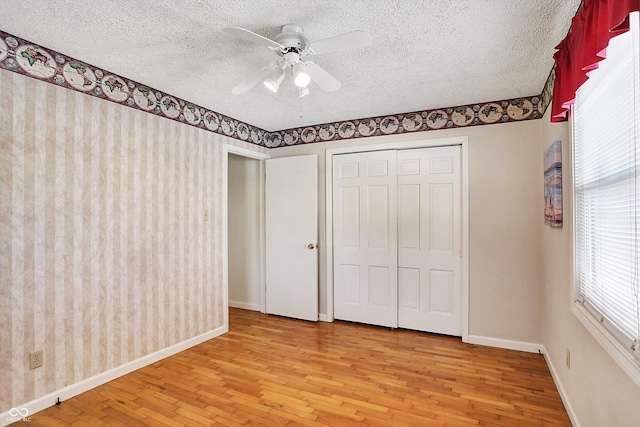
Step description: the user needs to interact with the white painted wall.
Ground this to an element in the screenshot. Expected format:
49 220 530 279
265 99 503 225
539 108 640 427
270 120 543 345
240 109 640 424
228 154 262 311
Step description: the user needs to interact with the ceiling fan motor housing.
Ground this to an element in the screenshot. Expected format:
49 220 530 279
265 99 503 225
275 24 309 51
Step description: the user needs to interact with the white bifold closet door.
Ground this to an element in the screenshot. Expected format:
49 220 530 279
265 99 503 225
333 146 461 336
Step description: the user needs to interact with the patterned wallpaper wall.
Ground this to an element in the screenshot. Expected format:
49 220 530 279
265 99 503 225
0 69 266 412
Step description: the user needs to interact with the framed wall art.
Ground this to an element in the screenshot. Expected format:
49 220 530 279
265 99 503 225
544 140 563 227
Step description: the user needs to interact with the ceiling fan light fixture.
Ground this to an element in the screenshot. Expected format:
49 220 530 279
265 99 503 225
226 24 370 94
264 68 285 92
293 63 311 88
294 72 311 88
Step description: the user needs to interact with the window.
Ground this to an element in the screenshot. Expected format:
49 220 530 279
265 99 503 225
573 12 640 366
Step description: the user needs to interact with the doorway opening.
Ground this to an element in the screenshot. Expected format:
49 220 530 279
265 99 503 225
228 153 263 312
223 145 270 328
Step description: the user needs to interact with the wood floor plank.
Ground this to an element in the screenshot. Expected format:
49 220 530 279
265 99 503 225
136 407 184 427
17 308 571 426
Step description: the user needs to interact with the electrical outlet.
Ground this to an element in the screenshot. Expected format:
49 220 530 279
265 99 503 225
566 348 570 369
30 349 43 370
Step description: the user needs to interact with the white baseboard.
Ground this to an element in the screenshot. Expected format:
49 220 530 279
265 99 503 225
229 300 261 311
0 325 227 427
543 346 580 427
467 335 544 354
318 313 330 322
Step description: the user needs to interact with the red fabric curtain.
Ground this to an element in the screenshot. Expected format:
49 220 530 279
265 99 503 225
551 0 640 122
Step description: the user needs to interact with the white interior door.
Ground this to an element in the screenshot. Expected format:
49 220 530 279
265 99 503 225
333 150 398 327
397 146 461 335
266 155 318 321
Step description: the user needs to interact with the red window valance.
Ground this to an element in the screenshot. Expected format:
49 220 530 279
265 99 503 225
551 0 640 122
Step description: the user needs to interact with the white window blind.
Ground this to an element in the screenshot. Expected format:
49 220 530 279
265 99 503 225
573 12 640 357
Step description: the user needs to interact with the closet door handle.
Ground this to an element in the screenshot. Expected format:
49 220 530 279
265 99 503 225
307 243 317 249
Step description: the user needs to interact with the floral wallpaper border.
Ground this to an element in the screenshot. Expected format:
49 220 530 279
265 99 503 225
0 30 266 145
538 63 555 118
0 30 554 148
269 94 549 147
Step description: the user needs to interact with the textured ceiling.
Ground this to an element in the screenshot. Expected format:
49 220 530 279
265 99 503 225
0 0 580 132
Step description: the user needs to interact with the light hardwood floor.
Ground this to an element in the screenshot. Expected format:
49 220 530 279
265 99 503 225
22 308 570 426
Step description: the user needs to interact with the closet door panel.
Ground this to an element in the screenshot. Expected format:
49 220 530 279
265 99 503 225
398 146 461 336
333 150 398 327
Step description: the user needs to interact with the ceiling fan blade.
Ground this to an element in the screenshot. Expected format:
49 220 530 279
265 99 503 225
223 27 284 50
304 62 341 92
231 63 278 95
308 30 372 54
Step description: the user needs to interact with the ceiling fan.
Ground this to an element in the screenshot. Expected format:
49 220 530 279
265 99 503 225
223 24 372 96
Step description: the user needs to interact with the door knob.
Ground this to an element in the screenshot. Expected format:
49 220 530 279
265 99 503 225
307 243 317 249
